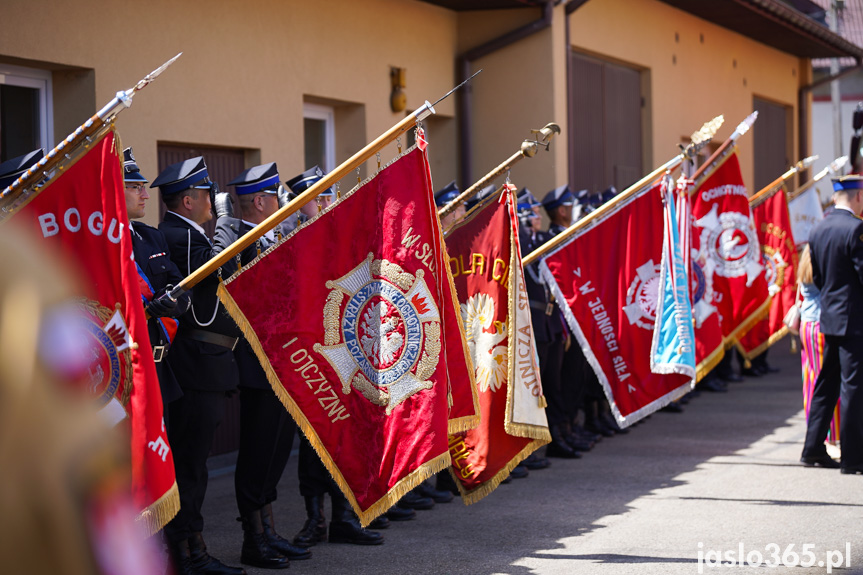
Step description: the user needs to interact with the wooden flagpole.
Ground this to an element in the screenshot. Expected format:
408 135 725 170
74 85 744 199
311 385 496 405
0 53 182 220
786 155 847 202
170 102 436 298
437 122 560 218
748 155 817 208
522 115 724 266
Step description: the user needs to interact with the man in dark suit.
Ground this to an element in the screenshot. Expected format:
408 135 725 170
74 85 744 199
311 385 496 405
213 163 311 569
155 158 246 575
123 148 190 417
801 174 863 475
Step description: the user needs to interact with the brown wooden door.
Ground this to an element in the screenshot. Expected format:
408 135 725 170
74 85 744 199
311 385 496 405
569 52 643 195
157 143 246 456
753 97 791 191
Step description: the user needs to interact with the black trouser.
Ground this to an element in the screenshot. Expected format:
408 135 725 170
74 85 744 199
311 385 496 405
235 386 296 516
297 435 338 498
561 343 587 422
803 334 863 468
164 389 225 543
540 335 566 428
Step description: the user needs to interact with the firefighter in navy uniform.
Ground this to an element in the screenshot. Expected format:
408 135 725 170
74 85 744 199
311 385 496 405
212 163 311 569
122 148 190 419
284 166 386 547
154 157 247 575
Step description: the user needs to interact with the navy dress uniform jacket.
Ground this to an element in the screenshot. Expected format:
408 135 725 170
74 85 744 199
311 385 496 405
130 221 188 404
159 212 241 393
212 216 271 390
809 208 863 337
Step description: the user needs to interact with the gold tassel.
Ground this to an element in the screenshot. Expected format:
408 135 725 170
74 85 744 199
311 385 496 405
538 395 547 409
790 338 798 353
743 357 752 369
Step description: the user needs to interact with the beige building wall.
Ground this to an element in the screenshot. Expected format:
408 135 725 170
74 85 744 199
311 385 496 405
568 0 804 191
0 0 460 227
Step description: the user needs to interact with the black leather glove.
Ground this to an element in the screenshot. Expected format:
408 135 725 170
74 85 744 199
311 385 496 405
146 287 179 318
214 190 234 219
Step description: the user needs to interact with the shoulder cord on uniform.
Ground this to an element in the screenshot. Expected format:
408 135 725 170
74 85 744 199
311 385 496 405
186 229 220 327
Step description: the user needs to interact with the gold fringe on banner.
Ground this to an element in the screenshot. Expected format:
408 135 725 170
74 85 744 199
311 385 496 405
218 282 452 527
725 296 773 353
136 481 179 536
453 440 546 506
439 223 481 435
735 325 791 362
504 223 552 442
695 343 726 383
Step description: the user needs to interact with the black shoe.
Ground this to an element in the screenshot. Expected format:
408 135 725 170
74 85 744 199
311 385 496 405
573 424 601 444
188 533 247 575
384 505 416 521
600 412 628 435
661 402 684 413
368 515 390 529
329 497 384 545
546 440 581 459
741 366 762 377
239 510 290 569
701 377 728 393
260 503 312 560
522 452 551 470
763 363 780 374
417 478 454 503
167 539 196 575
435 471 460 496
800 454 841 469
509 464 529 479
292 495 327 548
721 372 743 383
840 466 863 475
397 490 435 510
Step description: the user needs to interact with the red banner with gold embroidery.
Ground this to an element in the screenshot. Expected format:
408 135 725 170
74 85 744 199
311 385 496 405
443 186 549 503
15 132 178 535
539 178 694 425
219 145 477 525
736 187 797 358
690 151 771 346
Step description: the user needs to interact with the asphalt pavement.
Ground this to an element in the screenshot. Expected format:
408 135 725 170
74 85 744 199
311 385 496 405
200 338 862 574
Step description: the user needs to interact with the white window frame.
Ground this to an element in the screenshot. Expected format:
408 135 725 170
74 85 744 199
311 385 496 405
0 63 54 153
303 102 335 173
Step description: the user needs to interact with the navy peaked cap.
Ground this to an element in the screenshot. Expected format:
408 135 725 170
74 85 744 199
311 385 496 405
601 185 617 203
286 165 334 197
542 185 574 211
0 148 44 190
151 157 210 195
832 174 863 192
122 147 148 184
229 162 280 195
517 188 541 211
466 183 496 211
434 180 460 206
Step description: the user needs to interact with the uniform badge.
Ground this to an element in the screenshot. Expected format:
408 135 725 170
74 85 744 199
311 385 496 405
623 260 661 329
760 246 787 296
316 254 441 414
461 294 506 393
695 204 763 286
41 299 134 414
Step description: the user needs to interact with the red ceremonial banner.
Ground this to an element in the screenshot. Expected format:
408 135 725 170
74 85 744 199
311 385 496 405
444 187 549 503
736 188 798 358
540 179 692 425
677 177 726 380
16 133 178 534
219 146 477 524
690 151 770 346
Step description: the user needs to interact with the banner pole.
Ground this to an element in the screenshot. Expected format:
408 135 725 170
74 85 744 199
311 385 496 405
0 53 182 220
749 155 817 208
438 122 560 218
786 155 847 202
170 102 435 298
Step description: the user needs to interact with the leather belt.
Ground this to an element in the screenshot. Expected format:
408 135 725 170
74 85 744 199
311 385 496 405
153 345 166 363
181 328 239 351
529 300 555 316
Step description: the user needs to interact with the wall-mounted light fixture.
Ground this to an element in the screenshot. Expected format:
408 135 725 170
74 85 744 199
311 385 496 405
390 67 406 113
